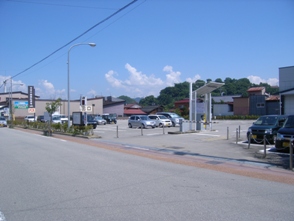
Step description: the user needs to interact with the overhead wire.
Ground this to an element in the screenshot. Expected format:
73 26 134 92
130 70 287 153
0 0 138 88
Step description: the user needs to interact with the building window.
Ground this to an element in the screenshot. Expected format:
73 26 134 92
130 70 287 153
256 103 265 108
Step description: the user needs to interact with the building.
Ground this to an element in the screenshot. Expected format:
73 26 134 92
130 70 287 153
0 91 103 119
123 104 146 116
279 66 294 115
103 96 125 117
212 95 241 116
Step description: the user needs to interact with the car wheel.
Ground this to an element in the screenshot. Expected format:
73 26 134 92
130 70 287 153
141 124 145 129
172 122 175 127
159 123 163 128
93 125 97 129
128 123 132 128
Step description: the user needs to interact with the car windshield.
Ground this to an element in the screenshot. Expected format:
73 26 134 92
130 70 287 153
159 115 168 119
95 116 103 120
254 116 277 125
170 113 180 118
284 117 294 128
52 116 61 120
0 117 5 120
140 116 148 120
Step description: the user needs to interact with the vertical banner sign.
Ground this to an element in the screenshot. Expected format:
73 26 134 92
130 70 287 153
28 86 35 108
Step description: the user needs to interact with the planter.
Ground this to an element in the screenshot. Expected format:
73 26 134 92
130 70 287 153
43 130 53 136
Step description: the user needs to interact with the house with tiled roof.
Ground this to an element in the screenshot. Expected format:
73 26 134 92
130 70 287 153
141 105 164 115
123 104 146 116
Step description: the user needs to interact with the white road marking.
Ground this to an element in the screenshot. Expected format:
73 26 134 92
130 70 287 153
146 133 162 136
193 133 220 137
124 145 149 151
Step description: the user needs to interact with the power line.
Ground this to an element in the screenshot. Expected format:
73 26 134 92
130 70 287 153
6 0 118 10
1 0 138 88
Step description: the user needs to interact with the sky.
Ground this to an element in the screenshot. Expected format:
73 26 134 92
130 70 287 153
0 0 293 100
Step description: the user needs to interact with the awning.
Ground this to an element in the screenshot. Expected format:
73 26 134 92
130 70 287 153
195 82 224 95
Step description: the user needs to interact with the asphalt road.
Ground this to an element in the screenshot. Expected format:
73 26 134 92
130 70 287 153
93 119 292 168
1 127 294 221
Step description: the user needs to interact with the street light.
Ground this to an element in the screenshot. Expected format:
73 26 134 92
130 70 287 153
67 43 96 129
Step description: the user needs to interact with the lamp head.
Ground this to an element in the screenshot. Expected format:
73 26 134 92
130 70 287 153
89 43 96 47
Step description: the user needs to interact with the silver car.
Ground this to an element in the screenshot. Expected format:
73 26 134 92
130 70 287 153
148 114 172 127
94 116 107 125
128 115 156 129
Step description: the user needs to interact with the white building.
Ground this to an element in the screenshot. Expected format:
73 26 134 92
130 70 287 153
279 66 294 115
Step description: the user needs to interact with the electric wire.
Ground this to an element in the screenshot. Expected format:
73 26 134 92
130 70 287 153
0 0 138 89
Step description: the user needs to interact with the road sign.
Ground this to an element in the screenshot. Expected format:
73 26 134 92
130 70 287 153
28 108 35 113
79 105 92 112
86 105 92 112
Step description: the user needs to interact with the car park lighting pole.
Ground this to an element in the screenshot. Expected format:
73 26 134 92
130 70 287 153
67 43 96 129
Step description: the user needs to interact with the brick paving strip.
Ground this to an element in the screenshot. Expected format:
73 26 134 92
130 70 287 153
15 127 294 186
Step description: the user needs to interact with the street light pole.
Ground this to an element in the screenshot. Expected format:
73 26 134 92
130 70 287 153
67 43 96 129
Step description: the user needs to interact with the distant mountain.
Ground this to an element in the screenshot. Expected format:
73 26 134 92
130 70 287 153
133 97 143 103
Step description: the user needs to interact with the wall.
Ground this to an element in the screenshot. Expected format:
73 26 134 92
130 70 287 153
213 104 233 116
279 66 294 115
103 103 124 117
233 97 249 115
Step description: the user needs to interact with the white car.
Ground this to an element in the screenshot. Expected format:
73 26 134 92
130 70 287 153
52 115 68 124
148 114 172 127
24 115 36 122
0 116 7 127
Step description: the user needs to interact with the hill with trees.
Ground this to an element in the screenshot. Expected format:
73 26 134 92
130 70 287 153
119 78 279 109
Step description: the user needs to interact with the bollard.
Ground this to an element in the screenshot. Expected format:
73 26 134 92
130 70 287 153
227 127 229 140
116 125 119 138
239 125 241 138
290 138 293 171
163 124 165 134
141 126 143 136
248 133 251 149
263 135 267 158
236 128 238 144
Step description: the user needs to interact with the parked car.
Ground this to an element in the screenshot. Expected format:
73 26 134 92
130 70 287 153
247 115 287 144
148 114 172 127
24 115 36 122
37 115 46 123
156 112 184 127
275 115 294 151
128 115 156 129
102 113 117 124
52 115 68 124
84 114 98 129
92 115 106 125
0 116 7 127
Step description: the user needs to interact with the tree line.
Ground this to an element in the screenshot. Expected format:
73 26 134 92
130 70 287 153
119 78 279 109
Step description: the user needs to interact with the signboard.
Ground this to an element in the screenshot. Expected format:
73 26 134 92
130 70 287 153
14 101 28 109
28 86 35 108
28 108 36 113
80 105 92 112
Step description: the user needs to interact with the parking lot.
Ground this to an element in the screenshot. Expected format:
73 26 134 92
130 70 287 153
91 119 292 169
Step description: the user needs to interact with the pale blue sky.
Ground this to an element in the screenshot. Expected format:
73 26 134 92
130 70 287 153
0 0 293 99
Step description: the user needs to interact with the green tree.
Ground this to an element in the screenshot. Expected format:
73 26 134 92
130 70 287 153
118 95 136 104
45 98 62 132
139 95 158 106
